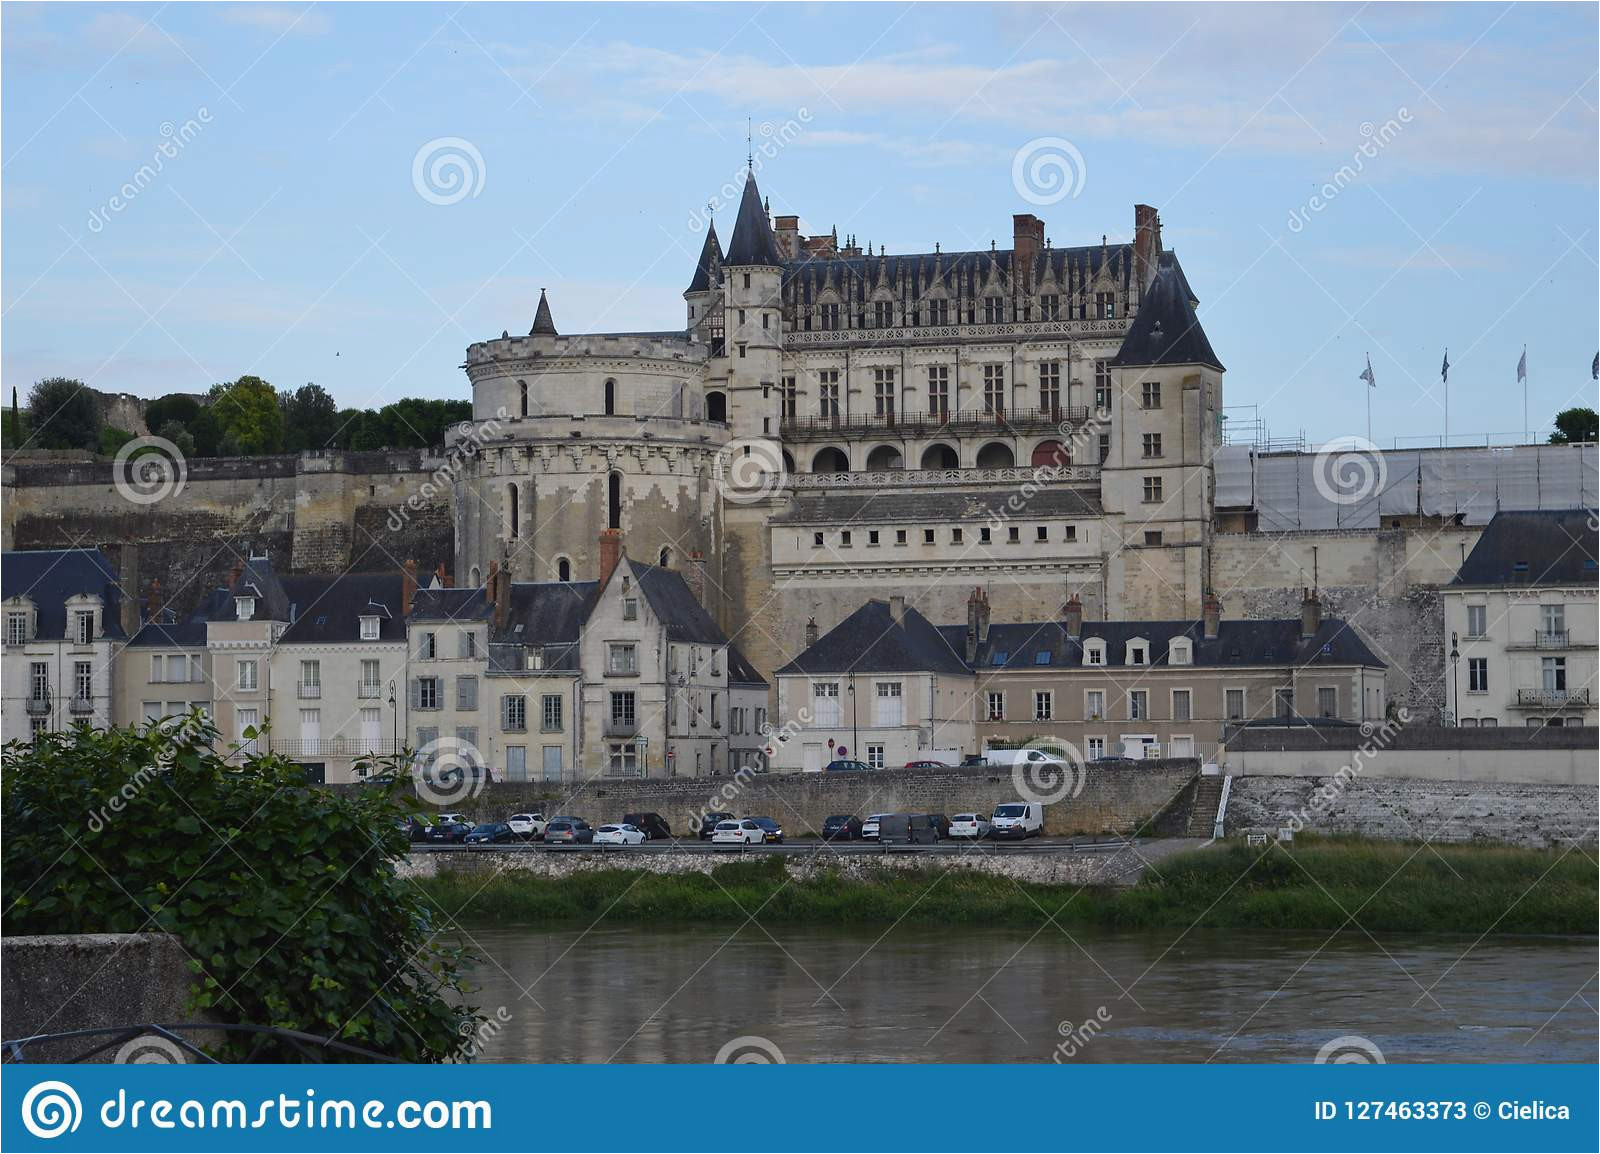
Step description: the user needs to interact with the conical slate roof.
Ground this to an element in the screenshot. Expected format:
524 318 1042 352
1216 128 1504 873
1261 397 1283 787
1109 253 1223 372
723 173 783 267
530 289 557 336
686 221 723 293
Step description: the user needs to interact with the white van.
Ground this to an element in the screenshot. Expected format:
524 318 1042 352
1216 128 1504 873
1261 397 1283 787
981 748 1056 768
990 801 1044 839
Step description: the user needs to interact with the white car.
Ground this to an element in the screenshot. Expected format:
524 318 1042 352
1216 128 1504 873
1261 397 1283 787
712 819 765 844
594 823 647 845
437 812 468 826
861 813 892 840
507 812 548 840
949 813 991 839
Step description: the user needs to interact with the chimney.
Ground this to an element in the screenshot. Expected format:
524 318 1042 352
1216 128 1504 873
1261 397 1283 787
402 559 417 618
598 528 622 588
1013 213 1045 291
889 594 906 626
1134 204 1162 297
1063 593 1083 640
491 561 510 631
773 215 801 260
976 588 991 643
687 550 707 606
146 578 164 624
965 587 990 664
119 544 140 635
1301 587 1322 639
227 560 243 591
804 615 819 648
1202 591 1221 641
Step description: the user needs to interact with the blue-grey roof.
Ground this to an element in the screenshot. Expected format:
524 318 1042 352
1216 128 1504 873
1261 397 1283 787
774 599 970 676
1452 509 1598 587
278 574 407 644
1109 252 1223 372
724 173 783 267
727 643 767 687
1 548 127 641
633 564 728 645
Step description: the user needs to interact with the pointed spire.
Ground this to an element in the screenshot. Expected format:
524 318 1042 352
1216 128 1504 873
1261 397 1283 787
686 220 723 293
725 172 783 267
530 289 556 336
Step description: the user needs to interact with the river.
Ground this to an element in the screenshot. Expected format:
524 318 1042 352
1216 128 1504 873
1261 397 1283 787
460 924 1596 1063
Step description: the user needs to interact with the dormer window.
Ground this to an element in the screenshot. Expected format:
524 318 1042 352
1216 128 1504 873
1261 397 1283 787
6 610 30 645
1083 639 1105 666
73 610 95 645
236 596 255 621
1169 639 1192 666
359 615 380 641
1127 640 1149 666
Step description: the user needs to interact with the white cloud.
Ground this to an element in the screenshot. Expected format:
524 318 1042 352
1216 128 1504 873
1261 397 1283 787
220 5 331 36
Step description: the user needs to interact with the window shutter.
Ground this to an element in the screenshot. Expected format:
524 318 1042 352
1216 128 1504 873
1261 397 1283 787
458 631 470 658
500 695 510 730
458 677 477 711
410 678 421 710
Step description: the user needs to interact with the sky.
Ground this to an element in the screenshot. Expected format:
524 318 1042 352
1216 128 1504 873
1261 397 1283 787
2 1 1596 448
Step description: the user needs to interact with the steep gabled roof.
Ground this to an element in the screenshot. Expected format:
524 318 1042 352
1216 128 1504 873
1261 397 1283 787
530 289 557 336
1452 509 1599 587
686 220 723 293
774 599 970 676
723 173 783 267
205 556 292 623
277 574 407 644
633 563 727 644
0 548 127 641
951 617 1385 671
1110 252 1223 372
727 643 767 687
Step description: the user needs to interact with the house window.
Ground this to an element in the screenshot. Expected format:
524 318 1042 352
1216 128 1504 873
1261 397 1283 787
923 529 935 544
1465 605 1486 637
1096 291 1116 319
234 597 254 622
1034 691 1053 721
1129 690 1148 720
781 376 797 420
1225 688 1245 720
1144 531 1163 547
874 681 903 726
983 364 1005 412
1086 736 1105 760
841 531 852 547
710 692 721 728
457 676 478 710
1128 642 1148 666
622 598 638 621
868 530 880 546
818 371 841 418
459 630 478 658
502 694 527 732
1143 476 1163 503
74 661 93 702
237 660 258 691
1141 381 1162 409
6 612 28 644
986 691 1005 721
951 528 963 544
300 708 321 746
418 632 436 659
1143 433 1162 458
1009 527 1021 543
873 368 896 418
360 659 381 694
1170 641 1192 666
1468 658 1488 693
1541 657 1566 691
1041 293 1061 320
610 691 637 729
608 643 638 674
1038 361 1061 412
820 302 841 331
983 297 1004 324
873 300 894 328
359 616 379 640
927 366 949 417
1085 689 1105 720
542 694 563 732
867 744 886 769
1094 361 1112 410
416 677 440 710
980 527 992 544
813 682 841 726
30 661 49 700
1098 434 1110 463
1084 642 1104 666
1317 687 1338 717
1172 689 1192 721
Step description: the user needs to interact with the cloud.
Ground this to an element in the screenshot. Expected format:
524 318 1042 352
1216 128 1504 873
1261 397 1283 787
220 5 331 36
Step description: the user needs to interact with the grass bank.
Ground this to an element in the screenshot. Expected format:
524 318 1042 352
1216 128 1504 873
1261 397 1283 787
410 838 1598 936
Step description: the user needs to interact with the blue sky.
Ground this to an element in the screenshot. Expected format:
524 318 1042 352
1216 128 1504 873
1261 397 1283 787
3 1 1596 446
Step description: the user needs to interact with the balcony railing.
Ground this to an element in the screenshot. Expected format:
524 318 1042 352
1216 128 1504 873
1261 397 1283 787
272 738 404 758
790 463 1099 489
357 682 384 699
68 696 96 715
779 405 1090 442
297 683 322 699
24 693 51 715
1514 688 1591 708
603 719 638 738
1535 630 1570 649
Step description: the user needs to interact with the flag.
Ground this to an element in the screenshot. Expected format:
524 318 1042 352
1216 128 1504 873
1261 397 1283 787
1517 347 1527 383
1359 354 1376 389
1592 352 1597 380
1441 349 1449 384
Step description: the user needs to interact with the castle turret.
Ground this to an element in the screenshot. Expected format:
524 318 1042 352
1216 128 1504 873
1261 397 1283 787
684 220 723 337
721 171 783 437
530 288 556 336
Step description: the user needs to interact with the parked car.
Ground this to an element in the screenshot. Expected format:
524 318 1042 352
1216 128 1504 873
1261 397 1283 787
427 821 473 844
990 801 1044 839
923 813 951 839
861 813 892 841
749 817 784 844
712 819 766 845
437 812 468 826
395 816 431 843
981 748 1058 769
949 813 992 840
697 811 735 839
878 813 938 845
594 823 647 846
464 822 515 846
959 754 987 767
543 819 595 844
1089 755 1142 769
507 812 548 840
824 759 872 772
623 812 672 840
822 814 862 841
903 759 950 769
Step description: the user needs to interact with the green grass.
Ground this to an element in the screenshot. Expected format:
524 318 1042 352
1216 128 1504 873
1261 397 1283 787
410 838 1598 936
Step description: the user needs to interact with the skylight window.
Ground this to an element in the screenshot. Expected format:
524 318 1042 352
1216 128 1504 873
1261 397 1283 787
1034 651 1051 665
991 651 1009 665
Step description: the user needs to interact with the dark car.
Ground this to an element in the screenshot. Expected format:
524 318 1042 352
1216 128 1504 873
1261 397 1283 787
959 754 987 767
750 817 784 844
698 811 735 840
904 759 950 769
821 814 862 841
543 819 594 845
427 821 472 844
824 759 872 772
923 813 952 839
395 816 431 843
878 814 938 845
464 822 515 847
1090 755 1142 769
623 812 672 840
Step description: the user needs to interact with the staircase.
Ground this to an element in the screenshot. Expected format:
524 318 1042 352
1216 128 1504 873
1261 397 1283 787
1186 775 1226 838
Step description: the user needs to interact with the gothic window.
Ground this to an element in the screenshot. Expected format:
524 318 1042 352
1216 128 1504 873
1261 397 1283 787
518 380 529 417
709 308 725 356
604 379 616 416
873 300 894 328
982 364 1005 414
556 557 571 582
820 302 841 331
706 391 727 423
1096 291 1116 320
505 483 519 539
928 298 949 326
1041 294 1061 320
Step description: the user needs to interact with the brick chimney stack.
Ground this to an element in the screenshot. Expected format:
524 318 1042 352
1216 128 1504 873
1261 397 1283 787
402 559 417 619
1202 591 1222 641
1013 213 1045 291
1301 587 1322 639
804 616 819 648
1063 593 1083 640
773 215 801 260
687 550 707 606
598 528 622 588
965 587 991 663
1134 204 1163 297
889 594 906 626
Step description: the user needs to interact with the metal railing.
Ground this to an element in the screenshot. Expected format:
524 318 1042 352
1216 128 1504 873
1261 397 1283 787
790 462 1099 489
1535 630 1570 649
357 682 384 699
271 738 404 757
780 404 1090 441
24 693 51 715
68 696 96 715
1514 688 1590 707
296 682 321 699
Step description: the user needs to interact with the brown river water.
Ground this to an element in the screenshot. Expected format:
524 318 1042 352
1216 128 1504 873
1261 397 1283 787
459 924 1596 1063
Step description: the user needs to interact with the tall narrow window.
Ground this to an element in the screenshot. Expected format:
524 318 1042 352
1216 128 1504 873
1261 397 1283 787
983 364 1005 413
557 557 571 582
506 483 519 538
1038 361 1061 414
780 376 797 420
1094 361 1112 410
873 368 895 419
926 366 949 418
818 371 840 420
608 472 622 530
519 380 529 417
603 378 616 416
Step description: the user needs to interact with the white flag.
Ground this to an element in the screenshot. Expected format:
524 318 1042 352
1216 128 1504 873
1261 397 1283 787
1359 354 1376 389
1517 347 1527 383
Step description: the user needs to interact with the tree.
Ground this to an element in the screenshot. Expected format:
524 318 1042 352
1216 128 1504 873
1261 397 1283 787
188 406 222 457
209 376 283 455
26 377 101 451
144 393 201 433
280 383 340 451
2 719 480 1062
350 410 389 451
1549 407 1598 445
98 425 136 456
156 419 196 459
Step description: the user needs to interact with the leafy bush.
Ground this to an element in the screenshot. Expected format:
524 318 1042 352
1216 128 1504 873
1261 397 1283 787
2 719 479 1061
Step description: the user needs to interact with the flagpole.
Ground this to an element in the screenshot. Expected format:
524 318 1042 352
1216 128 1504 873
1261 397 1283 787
1367 385 1372 444
1522 346 1528 445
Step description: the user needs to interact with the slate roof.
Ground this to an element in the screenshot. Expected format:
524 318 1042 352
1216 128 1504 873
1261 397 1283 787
205 557 293 623
530 289 557 336
1109 252 1223 372
782 241 1135 303
278 574 407 644
0 548 127 642
1451 509 1598 587
687 221 723 293
774 599 971 676
633 563 727 644
773 487 1101 525
726 643 768 687
724 173 784 267
124 591 229 648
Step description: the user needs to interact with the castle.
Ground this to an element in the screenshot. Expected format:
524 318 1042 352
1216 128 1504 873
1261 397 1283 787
451 171 1223 685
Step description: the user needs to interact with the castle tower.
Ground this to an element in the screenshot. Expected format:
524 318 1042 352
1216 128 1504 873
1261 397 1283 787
720 172 784 441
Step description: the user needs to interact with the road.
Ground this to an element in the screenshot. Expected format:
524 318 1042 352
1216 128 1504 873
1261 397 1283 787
413 835 1142 857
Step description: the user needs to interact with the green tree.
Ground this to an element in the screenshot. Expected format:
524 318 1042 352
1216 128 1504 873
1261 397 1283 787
350 410 389 451
189 406 222 457
209 376 284 455
2 719 479 1062
331 407 364 449
98 425 136 455
1548 407 1598 445
280 383 341 451
144 393 201 433
26 377 101 451
156 419 196 459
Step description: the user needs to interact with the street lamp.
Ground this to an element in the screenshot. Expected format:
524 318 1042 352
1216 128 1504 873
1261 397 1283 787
1449 632 1460 727
847 675 859 761
388 680 398 754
